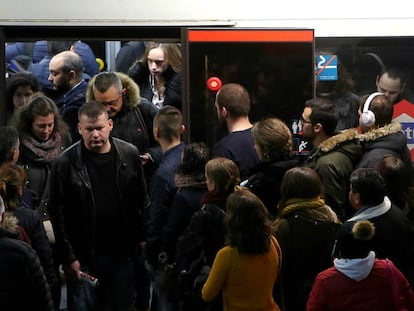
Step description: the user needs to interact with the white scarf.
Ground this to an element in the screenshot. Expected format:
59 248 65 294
334 251 376 281
348 196 391 222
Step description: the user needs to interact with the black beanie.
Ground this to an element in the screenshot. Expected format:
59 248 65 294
337 220 375 259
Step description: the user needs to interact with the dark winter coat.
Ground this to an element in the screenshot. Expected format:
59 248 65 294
86 72 162 169
356 122 412 170
272 199 341 311
18 130 72 219
162 174 207 261
61 79 87 142
0 216 54 311
304 128 362 220
13 206 60 308
245 158 300 217
128 62 182 110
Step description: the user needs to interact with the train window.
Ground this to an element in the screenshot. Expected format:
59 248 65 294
315 37 414 100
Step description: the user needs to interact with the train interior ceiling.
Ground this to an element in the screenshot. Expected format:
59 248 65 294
2 26 414 142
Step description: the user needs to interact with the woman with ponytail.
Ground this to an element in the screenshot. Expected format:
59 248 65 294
175 157 240 310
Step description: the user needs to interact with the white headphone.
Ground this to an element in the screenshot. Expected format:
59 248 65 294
361 92 384 127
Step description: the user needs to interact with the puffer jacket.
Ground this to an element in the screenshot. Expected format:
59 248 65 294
13 206 60 308
0 214 54 311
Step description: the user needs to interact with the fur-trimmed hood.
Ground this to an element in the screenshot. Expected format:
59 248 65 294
86 71 141 110
319 128 360 153
355 122 411 169
356 122 402 142
0 212 18 234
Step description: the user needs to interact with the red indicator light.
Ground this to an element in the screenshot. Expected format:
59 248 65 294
207 77 222 91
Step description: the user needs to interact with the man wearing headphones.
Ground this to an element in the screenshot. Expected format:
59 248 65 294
356 92 411 170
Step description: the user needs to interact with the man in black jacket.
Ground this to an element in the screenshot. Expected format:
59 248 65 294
338 167 414 287
49 101 148 311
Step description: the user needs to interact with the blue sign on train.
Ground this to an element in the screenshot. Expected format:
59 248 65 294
316 54 338 81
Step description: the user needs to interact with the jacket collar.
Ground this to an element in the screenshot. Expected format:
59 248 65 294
319 128 359 153
356 122 402 142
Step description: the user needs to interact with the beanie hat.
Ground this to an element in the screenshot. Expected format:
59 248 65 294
337 220 375 259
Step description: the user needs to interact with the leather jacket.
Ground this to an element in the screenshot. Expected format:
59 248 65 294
49 137 149 266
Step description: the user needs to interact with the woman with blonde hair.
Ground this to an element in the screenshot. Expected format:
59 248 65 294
175 157 240 310
202 187 282 311
128 42 182 109
244 117 300 217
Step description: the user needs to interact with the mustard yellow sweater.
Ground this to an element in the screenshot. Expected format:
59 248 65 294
202 236 281 311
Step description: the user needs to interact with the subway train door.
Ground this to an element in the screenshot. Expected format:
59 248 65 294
182 28 315 157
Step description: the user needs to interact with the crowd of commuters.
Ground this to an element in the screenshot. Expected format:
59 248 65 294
2 40 414 311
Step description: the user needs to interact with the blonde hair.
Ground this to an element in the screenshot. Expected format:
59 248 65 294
252 118 293 161
205 157 240 193
143 42 182 73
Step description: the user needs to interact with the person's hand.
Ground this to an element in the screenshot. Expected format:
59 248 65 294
63 260 81 281
139 153 153 166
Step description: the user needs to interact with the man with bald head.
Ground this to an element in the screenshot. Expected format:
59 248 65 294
49 50 87 141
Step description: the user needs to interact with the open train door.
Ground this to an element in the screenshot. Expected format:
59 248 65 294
181 27 315 156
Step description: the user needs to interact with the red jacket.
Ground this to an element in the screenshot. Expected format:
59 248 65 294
307 259 414 311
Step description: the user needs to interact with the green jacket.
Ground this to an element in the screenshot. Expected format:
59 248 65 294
304 128 362 220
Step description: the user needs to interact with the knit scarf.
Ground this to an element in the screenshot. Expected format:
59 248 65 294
201 190 232 208
22 132 63 162
278 197 325 218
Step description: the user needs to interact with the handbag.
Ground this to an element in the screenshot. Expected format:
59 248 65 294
384 259 408 311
